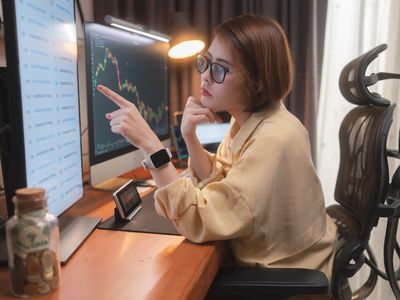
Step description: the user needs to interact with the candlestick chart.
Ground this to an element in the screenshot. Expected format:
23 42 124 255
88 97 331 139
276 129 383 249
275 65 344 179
93 45 167 125
88 34 169 155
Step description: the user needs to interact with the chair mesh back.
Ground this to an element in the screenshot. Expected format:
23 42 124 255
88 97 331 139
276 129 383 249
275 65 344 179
334 105 393 236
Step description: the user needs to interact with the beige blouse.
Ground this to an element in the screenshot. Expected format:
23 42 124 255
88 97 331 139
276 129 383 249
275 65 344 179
154 101 337 281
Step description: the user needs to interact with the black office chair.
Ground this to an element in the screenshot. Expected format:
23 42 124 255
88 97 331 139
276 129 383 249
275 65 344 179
206 44 400 300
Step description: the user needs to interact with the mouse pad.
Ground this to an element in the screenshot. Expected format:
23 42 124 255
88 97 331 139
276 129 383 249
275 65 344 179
97 190 180 235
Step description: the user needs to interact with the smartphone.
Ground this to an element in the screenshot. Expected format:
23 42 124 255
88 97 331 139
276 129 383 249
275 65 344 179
112 180 142 220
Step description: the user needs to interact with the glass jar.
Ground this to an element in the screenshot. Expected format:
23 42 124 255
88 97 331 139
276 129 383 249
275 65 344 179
5 188 61 297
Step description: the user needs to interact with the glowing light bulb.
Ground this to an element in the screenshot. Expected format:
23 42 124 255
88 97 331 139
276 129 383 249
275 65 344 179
168 40 205 59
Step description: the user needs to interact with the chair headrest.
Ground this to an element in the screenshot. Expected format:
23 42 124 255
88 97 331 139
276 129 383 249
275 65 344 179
339 44 391 107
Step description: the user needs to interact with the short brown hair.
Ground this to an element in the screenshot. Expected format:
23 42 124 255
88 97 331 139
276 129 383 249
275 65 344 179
214 14 294 112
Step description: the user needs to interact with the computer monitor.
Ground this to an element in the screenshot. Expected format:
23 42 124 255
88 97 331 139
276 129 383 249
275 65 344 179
0 0 100 263
171 111 231 154
171 125 189 161
196 123 230 145
84 22 170 190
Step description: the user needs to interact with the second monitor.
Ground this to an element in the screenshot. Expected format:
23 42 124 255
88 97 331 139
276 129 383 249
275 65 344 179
172 111 231 155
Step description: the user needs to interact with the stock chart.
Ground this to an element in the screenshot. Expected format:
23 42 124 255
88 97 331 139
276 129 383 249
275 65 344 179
88 28 169 156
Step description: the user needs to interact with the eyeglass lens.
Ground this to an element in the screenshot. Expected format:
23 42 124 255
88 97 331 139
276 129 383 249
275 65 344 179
195 55 226 84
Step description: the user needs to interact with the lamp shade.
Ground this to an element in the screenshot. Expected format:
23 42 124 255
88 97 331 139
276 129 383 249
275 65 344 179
168 12 205 59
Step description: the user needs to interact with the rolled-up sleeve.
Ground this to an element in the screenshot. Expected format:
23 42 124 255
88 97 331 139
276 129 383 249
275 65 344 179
154 175 253 243
153 130 298 245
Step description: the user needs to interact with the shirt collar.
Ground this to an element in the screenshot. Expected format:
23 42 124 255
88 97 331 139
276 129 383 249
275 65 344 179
229 101 282 154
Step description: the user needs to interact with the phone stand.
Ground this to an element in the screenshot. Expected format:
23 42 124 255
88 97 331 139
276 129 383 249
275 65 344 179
114 207 129 224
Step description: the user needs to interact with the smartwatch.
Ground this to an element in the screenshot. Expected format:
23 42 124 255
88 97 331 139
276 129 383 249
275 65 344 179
142 148 172 170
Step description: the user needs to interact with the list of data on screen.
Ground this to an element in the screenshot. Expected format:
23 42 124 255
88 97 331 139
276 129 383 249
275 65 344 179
15 0 83 216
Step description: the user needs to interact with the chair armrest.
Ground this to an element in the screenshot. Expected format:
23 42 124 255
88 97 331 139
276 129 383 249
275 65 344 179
208 267 329 297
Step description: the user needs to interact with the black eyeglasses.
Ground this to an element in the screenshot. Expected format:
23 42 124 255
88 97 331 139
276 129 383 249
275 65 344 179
195 54 231 84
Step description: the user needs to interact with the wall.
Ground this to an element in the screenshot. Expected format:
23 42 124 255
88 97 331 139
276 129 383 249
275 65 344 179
0 1 94 188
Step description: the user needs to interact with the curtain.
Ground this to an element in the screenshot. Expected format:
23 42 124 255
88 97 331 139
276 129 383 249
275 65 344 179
317 0 400 298
92 0 327 159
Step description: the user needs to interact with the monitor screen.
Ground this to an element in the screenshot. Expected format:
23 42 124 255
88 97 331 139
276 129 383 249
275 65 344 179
1 0 83 217
0 0 100 264
84 23 170 190
196 123 230 145
171 125 189 161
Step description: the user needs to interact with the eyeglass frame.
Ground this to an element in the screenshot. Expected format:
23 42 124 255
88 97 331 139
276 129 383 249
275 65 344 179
195 54 236 84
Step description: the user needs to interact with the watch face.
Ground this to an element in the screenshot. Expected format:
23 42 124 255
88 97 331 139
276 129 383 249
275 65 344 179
150 149 171 168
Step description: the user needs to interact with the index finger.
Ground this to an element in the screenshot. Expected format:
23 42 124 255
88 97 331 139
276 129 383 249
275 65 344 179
97 85 131 108
187 96 203 106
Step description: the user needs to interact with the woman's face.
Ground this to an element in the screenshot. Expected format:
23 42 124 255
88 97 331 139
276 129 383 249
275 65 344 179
200 37 249 115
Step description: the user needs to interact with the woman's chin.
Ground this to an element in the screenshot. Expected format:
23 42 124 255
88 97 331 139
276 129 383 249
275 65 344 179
200 96 214 109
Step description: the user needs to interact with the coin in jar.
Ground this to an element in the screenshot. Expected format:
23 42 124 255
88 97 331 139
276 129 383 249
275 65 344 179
37 280 51 294
41 268 54 282
26 254 41 276
23 283 39 296
50 268 60 289
40 249 55 270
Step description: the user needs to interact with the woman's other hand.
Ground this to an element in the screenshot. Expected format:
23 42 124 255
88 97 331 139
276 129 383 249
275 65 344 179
181 96 222 141
97 85 162 154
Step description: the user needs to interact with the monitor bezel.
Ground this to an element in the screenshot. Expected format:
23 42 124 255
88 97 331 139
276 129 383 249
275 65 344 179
2 0 30 215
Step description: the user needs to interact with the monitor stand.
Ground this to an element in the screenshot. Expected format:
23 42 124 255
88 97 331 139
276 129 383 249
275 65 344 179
92 177 131 191
0 215 101 264
58 214 101 264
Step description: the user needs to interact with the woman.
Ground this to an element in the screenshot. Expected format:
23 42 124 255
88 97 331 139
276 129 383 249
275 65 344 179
97 14 337 285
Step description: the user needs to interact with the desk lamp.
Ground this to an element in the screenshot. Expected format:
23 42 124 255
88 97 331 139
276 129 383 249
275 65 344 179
104 15 170 43
104 13 205 60
167 12 205 59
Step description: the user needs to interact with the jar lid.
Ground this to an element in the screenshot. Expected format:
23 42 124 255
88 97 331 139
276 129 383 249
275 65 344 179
13 188 47 212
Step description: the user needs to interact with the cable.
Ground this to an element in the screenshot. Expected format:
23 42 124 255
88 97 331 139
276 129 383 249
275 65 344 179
0 124 9 136
0 125 10 158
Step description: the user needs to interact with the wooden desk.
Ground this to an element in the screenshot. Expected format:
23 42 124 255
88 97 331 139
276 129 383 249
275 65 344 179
0 183 227 300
